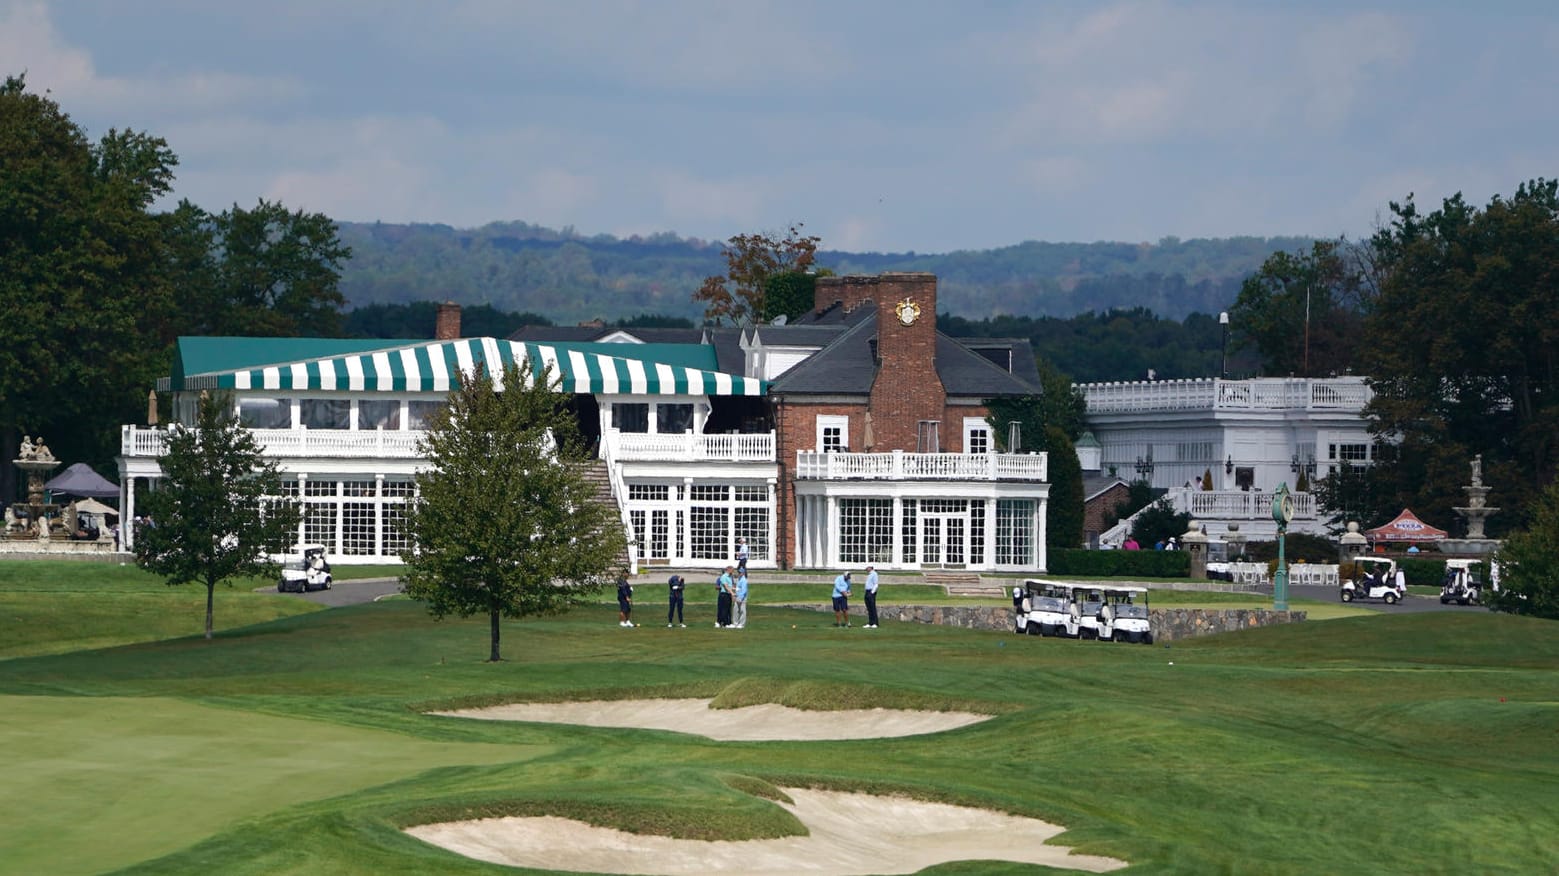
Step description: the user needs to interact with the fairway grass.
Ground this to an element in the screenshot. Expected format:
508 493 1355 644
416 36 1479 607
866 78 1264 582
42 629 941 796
3 574 1557 875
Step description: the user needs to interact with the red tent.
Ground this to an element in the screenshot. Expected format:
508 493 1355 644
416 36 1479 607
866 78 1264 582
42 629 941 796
1365 509 1448 542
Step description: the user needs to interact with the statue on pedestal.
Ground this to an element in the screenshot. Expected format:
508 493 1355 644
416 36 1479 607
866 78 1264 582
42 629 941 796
1470 454 1483 488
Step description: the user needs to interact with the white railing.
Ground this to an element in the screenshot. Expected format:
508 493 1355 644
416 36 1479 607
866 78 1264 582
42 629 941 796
606 431 776 463
1081 377 1372 414
794 450 1047 481
1175 488 1317 520
122 426 427 459
596 435 639 576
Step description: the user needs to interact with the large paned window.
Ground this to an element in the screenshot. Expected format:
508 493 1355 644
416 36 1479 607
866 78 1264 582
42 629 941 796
996 499 1035 565
300 399 350 429
817 415 848 452
901 500 917 563
614 403 649 433
407 401 446 429
657 403 693 434
239 397 292 429
359 400 401 430
839 498 893 565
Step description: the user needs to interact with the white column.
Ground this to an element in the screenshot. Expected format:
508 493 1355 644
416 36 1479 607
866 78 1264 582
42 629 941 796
124 478 137 550
374 474 385 559
891 497 904 569
984 497 998 569
766 478 777 567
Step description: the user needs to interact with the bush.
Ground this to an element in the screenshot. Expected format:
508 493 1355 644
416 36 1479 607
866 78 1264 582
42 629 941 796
1050 548 1191 578
1243 532 1338 564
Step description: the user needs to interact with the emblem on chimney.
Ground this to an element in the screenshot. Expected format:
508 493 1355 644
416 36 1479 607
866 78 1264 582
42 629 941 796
895 297 921 326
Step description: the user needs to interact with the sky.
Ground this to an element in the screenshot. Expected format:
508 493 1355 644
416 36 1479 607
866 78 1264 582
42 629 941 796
6 1 1559 253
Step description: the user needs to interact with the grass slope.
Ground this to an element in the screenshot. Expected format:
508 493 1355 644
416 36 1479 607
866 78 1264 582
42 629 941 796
2 560 1556 875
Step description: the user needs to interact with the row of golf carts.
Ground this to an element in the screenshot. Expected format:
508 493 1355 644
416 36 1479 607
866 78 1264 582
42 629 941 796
1339 557 1485 606
1012 580 1153 643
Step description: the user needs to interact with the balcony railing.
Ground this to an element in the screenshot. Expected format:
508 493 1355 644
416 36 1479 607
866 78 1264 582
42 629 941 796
795 450 1047 481
1081 377 1372 414
1174 487 1317 520
122 426 427 459
606 431 775 463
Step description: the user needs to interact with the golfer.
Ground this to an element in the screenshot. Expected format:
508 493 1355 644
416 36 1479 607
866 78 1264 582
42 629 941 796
863 564 879 628
735 537 750 574
716 566 735 628
832 571 852 627
616 572 635 627
732 570 749 628
667 573 686 627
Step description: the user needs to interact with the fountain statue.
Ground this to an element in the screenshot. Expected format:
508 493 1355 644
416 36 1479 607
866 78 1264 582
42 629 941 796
1439 454 1501 556
10 435 63 540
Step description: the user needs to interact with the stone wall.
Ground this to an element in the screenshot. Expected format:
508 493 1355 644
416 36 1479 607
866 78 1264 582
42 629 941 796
783 603 1306 640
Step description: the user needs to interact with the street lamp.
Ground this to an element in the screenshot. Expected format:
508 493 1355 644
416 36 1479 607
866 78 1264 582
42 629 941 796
1134 450 1155 480
1219 311 1230 379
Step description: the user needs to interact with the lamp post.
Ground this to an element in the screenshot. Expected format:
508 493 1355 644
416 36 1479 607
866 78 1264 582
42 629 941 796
1134 450 1155 482
1271 483 1295 611
1219 311 1230 379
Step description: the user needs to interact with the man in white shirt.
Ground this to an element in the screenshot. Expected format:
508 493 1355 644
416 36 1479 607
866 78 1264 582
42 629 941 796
863 565 880 629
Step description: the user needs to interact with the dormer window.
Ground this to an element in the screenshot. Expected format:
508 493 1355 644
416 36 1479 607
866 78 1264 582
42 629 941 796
818 415 848 452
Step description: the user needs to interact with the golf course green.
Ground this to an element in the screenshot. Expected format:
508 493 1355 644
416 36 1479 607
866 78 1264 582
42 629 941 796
2 560 1555 874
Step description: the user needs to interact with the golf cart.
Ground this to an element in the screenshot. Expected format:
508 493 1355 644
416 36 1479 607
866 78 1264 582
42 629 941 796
1340 556 1403 604
1440 559 1483 606
1098 586 1153 644
1019 579 1075 637
278 544 332 593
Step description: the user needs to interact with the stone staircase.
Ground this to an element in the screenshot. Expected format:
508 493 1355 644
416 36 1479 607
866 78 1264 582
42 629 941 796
922 570 1009 597
579 460 635 571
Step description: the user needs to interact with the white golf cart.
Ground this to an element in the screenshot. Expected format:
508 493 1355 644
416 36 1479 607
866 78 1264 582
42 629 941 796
1018 579 1075 637
278 544 332 593
1340 556 1403 604
1098 586 1153 644
1440 559 1483 606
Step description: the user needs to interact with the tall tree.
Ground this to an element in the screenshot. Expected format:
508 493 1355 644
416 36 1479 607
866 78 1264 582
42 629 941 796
1228 239 1371 377
133 392 300 639
1360 181 1559 532
1043 425 1085 550
985 362 1087 450
1488 474 1559 619
401 362 628 662
170 199 352 337
692 224 820 326
0 74 178 497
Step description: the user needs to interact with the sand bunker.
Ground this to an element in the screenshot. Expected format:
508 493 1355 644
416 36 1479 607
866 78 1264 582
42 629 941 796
406 786 1127 874
432 698 992 741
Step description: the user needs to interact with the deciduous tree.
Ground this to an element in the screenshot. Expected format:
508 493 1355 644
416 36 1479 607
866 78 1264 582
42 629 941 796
401 362 628 662
1489 474 1559 619
1229 239 1370 377
133 392 300 639
692 224 821 326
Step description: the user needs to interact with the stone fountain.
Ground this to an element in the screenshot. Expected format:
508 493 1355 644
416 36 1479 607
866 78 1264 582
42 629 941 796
1438 454 1501 556
6 435 62 541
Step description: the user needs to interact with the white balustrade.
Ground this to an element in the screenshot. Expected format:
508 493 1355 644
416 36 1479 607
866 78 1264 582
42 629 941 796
122 426 427 459
1178 488 1317 520
607 431 775 462
1081 377 1372 414
794 450 1047 481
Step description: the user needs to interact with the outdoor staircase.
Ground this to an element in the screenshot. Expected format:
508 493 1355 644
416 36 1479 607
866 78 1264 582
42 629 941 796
923 571 1008 597
580 460 634 571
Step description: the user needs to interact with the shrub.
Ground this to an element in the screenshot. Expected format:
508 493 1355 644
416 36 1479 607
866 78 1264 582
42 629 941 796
1050 548 1191 578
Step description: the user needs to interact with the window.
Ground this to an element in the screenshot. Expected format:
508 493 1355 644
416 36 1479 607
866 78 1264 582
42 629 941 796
407 401 446 429
917 420 941 453
341 503 376 555
238 397 292 429
657 403 693 434
964 418 991 454
996 500 1034 565
839 499 893 565
817 415 848 452
614 403 649 433
1337 443 1368 461
300 399 350 429
359 400 401 430
628 484 670 501
901 500 917 563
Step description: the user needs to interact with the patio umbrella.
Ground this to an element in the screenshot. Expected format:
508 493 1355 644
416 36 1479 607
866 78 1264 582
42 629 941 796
44 463 121 499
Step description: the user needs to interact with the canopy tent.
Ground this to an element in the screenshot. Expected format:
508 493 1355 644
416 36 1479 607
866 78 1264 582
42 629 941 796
1365 509 1448 542
44 463 121 499
178 337 766 398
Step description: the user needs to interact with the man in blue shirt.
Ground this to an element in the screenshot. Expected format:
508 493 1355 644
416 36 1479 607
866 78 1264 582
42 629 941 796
716 566 735 628
863 565 880 628
832 572 852 627
735 537 750 575
732 571 749 628
667 574 686 627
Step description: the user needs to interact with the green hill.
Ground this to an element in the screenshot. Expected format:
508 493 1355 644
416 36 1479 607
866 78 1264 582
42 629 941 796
337 221 1314 324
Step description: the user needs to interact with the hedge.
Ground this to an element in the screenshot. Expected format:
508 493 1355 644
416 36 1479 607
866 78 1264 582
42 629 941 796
1049 548 1192 578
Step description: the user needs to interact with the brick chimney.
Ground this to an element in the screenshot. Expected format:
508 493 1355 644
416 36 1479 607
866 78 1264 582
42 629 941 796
435 301 462 340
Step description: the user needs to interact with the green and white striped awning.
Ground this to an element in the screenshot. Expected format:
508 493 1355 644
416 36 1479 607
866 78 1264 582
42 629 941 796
206 338 765 397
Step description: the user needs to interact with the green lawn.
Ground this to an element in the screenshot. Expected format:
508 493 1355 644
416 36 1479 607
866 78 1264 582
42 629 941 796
3 560 1556 874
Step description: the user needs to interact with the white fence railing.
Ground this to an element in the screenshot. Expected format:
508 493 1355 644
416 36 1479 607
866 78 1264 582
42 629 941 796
794 450 1047 481
1175 488 1317 520
606 431 775 463
122 426 426 459
1081 377 1372 414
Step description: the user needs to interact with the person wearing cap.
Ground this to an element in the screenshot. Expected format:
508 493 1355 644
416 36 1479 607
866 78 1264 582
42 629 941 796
667 573 686 627
735 537 749 575
832 571 852 627
732 569 749 628
862 565 880 629
716 565 735 628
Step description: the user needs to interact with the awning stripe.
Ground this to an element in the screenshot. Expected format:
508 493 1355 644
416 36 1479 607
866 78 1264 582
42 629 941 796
213 338 765 397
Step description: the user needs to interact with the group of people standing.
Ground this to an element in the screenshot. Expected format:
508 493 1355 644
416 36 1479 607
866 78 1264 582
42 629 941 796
831 564 879 628
618 537 884 631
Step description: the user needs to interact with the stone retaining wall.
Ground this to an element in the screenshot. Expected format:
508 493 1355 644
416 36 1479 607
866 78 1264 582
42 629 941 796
782 603 1305 641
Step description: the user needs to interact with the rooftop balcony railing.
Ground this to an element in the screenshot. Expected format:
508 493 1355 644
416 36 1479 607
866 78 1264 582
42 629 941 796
795 450 1048 481
122 426 427 459
1175 487 1317 520
606 431 775 463
1080 377 1372 414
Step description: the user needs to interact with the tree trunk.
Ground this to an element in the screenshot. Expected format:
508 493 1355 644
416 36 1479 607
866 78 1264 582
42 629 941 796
488 604 502 662
205 581 215 640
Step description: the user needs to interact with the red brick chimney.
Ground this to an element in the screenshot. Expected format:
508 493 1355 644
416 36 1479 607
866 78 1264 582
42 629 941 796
435 302 462 340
